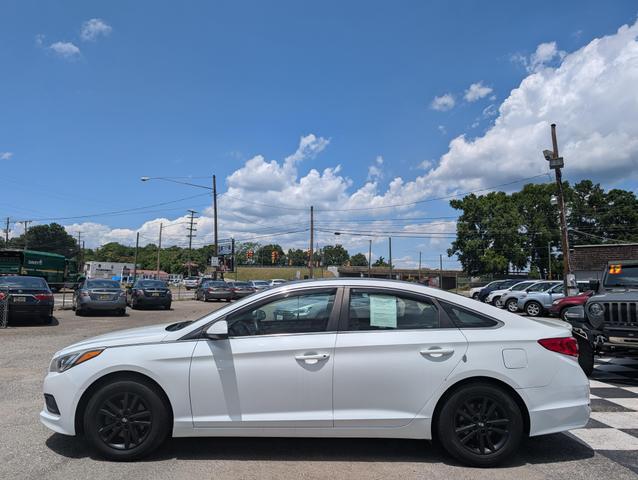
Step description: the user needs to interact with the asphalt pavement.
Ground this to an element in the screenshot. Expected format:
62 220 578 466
1 301 637 480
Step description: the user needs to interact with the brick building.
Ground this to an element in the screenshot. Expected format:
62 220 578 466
572 243 638 280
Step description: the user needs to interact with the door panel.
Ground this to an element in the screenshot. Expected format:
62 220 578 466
189 287 341 428
190 333 336 427
333 289 467 427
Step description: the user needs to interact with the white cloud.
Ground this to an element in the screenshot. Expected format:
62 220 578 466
464 82 493 102
418 159 433 170
426 20 638 190
437 125 447 135
513 41 567 73
80 18 112 41
367 155 384 181
35 34 45 47
430 93 455 111
49 41 81 59
0 152 13 160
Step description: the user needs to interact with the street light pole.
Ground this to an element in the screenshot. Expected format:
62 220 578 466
368 239 372 278
212 175 218 280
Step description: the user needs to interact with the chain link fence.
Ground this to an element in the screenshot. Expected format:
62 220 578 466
0 287 8 328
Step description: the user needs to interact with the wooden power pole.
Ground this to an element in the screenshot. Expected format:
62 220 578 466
156 223 163 278
309 206 314 279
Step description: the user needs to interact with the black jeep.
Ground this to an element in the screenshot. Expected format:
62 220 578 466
565 260 638 375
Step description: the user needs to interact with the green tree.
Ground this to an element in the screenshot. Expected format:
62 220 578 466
235 242 260 265
287 248 307 266
372 256 389 267
321 244 350 266
349 253 369 266
9 223 78 257
256 244 285 265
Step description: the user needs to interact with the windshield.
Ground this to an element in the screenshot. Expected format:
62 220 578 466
604 264 638 287
0 276 48 289
136 280 166 288
510 281 535 291
527 282 555 292
252 281 269 286
86 280 120 289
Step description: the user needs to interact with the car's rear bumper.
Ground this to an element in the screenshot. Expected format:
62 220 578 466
134 296 171 306
205 292 233 300
9 304 53 316
79 298 126 310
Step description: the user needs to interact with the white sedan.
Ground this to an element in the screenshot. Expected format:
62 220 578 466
40 278 589 467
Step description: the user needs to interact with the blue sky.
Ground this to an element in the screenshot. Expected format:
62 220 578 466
1 1 638 267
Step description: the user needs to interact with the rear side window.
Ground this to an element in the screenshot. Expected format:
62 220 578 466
347 290 439 331
440 302 498 328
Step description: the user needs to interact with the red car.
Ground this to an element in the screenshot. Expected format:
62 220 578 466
548 291 593 319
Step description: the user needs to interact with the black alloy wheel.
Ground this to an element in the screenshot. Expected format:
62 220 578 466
84 380 169 460
96 392 152 450
437 384 523 467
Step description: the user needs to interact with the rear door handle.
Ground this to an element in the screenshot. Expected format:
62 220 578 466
295 353 330 364
420 347 455 357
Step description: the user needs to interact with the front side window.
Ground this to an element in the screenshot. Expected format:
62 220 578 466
526 282 552 293
227 290 336 337
347 290 439 331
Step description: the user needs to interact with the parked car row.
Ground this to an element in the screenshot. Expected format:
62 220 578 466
195 279 280 302
74 278 172 316
0 275 55 324
472 279 592 318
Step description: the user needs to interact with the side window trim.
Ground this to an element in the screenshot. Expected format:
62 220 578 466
438 300 503 329
338 286 456 332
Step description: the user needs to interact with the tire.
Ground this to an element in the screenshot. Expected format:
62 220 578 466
471 293 479 300
83 379 170 461
437 383 524 467
576 336 594 376
491 296 502 307
165 304 171 310
525 301 543 317
42 314 53 325
75 308 85 316
559 308 569 321
505 299 519 313
131 300 139 310
117 309 126 317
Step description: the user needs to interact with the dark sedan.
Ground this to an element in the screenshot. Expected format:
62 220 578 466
74 279 126 316
127 279 172 310
230 281 256 299
0 276 54 324
196 280 234 302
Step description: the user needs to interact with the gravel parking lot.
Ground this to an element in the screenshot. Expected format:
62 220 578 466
1 301 637 480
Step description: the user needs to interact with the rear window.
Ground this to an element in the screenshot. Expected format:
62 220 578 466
87 280 120 289
136 280 166 288
252 281 269 286
440 302 498 328
204 281 227 287
234 282 250 287
0 276 48 289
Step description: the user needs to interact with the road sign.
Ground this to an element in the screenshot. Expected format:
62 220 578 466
210 256 219 267
218 244 233 255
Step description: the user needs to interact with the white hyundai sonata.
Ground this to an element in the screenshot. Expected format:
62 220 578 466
41 278 589 467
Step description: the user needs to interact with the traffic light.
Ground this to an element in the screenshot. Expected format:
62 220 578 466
271 250 279 264
247 250 253 259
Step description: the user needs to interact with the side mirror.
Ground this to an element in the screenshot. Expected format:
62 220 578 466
563 305 586 323
589 280 600 292
205 320 229 340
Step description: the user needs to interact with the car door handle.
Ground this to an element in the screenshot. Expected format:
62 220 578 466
295 353 330 363
420 347 455 357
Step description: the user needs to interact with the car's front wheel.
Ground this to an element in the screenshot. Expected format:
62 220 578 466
437 383 524 467
525 301 543 317
84 379 170 461
505 299 519 313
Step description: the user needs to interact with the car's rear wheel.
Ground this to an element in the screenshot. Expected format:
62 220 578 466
505 299 519 313
576 336 594 376
437 383 523 467
525 301 543 317
471 293 479 300
492 296 502 307
84 379 170 461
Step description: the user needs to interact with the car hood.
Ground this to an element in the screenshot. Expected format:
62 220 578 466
589 291 638 303
55 323 171 357
488 289 508 296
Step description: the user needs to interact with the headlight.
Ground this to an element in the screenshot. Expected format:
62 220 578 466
552 299 561 305
49 349 104 373
588 302 604 317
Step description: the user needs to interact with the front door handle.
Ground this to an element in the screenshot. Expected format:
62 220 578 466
295 353 330 364
420 347 455 357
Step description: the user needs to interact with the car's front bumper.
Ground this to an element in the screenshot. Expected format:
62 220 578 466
40 371 80 436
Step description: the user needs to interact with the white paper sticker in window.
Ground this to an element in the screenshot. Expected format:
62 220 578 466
369 294 397 328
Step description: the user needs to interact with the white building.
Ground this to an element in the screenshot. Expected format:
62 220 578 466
84 261 136 280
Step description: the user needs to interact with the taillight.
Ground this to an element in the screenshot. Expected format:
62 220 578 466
35 293 54 302
0 292 5 301
538 337 579 357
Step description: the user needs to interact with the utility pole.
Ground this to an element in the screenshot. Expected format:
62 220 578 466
545 124 576 296
212 175 219 280
4 217 9 245
186 210 197 277
309 206 314 279
418 251 422 283
439 254 443 289
133 232 140 282
547 242 552 280
156 223 163 278
21 220 31 250
388 237 392 279
368 239 372 278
